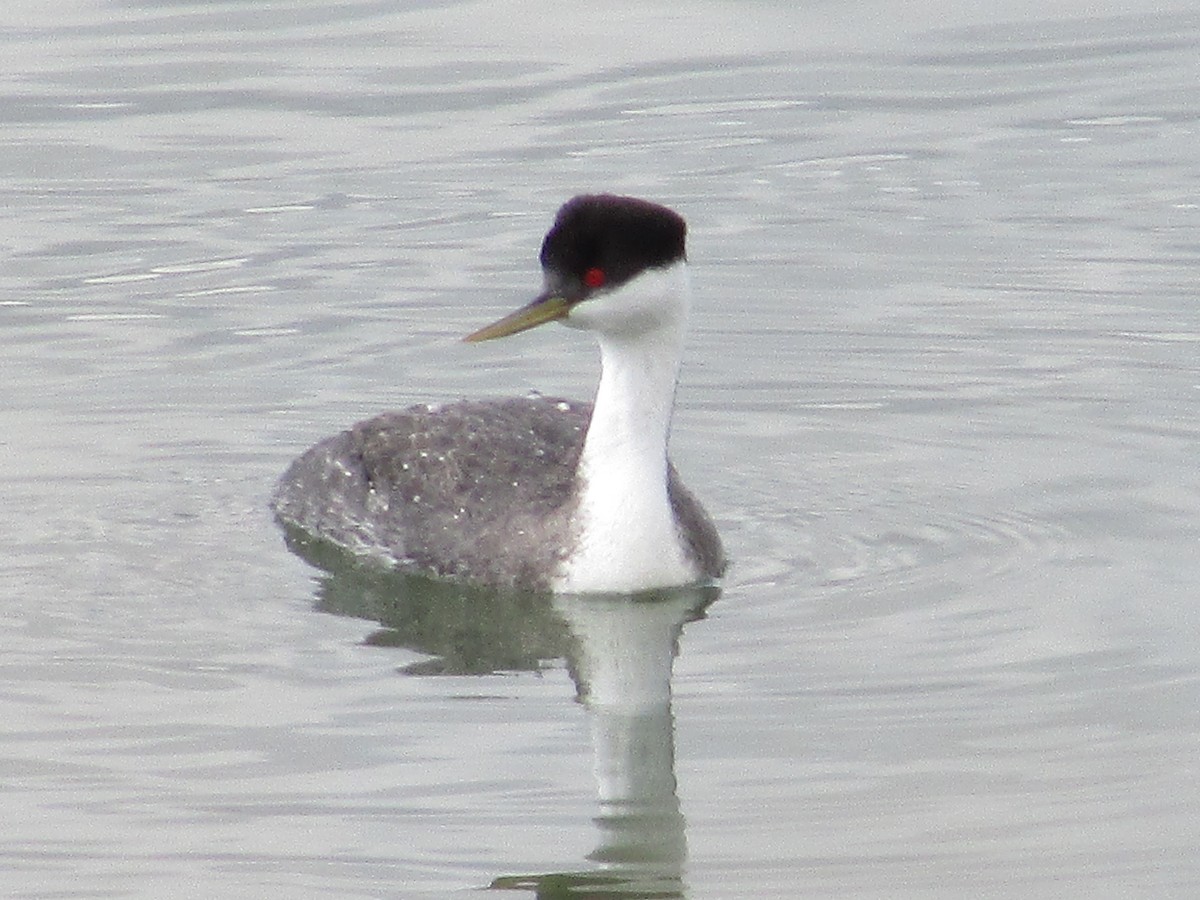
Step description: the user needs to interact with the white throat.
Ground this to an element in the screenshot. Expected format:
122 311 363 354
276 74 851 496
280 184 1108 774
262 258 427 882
554 262 699 593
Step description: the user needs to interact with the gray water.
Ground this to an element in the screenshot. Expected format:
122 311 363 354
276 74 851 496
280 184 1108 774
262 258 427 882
3 0 1199 897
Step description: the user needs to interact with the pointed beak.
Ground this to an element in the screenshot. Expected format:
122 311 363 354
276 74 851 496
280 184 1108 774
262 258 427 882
462 291 572 343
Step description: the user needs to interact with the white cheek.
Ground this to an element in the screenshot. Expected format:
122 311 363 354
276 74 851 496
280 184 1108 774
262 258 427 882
563 297 609 330
562 263 690 338
568 300 646 337
561 303 592 330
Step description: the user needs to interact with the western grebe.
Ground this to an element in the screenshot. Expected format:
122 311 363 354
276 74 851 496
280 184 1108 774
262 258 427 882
271 194 725 593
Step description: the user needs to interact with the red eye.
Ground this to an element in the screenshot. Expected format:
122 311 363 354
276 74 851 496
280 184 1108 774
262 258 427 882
583 267 606 289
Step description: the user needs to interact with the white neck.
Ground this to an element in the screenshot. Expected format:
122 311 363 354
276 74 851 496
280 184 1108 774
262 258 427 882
554 263 699 593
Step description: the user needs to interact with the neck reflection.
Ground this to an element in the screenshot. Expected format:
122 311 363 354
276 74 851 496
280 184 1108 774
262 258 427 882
494 586 716 899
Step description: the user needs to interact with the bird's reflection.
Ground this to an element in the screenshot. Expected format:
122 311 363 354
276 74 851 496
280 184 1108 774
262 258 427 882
282 528 718 898
284 525 572 674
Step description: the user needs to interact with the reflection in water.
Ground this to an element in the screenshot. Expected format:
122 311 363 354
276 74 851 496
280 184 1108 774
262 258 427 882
496 590 718 899
281 528 717 898
283 524 572 674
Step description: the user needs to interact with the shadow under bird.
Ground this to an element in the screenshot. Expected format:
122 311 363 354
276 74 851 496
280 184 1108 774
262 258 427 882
271 194 726 594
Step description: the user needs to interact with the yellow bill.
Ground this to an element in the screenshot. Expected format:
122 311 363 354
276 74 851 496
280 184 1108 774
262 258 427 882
463 293 572 343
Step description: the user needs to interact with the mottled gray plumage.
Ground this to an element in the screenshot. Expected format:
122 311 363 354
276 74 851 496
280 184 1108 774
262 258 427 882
271 395 723 592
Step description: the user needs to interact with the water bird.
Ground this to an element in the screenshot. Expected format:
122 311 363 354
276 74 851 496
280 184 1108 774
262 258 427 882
272 194 725 593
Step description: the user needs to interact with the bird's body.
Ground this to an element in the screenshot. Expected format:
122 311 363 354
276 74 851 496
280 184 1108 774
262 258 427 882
272 195 725 594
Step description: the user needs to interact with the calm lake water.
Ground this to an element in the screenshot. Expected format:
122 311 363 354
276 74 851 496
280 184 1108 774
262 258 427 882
3 0 1199 897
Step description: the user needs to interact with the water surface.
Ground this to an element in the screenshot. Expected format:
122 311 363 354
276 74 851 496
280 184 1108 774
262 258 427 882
3 0 1199 896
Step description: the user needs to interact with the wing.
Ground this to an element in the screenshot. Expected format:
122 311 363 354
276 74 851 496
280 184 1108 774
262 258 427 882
272 396 591 590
